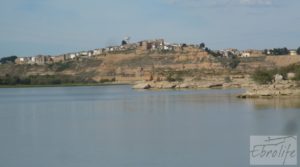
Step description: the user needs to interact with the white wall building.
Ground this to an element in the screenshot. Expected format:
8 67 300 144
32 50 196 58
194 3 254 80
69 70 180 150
241 52 251 57
31 57 36 62
70 54 76 59
290 50 297 56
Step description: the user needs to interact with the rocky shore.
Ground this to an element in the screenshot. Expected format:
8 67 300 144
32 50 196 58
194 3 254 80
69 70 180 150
237 80 300 98
132 76 300 98
132 81 244 89
132 75 255 90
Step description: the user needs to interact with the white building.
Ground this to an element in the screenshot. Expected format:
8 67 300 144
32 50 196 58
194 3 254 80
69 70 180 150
70 54 76 59
88 51 92 57
241 52 251 57
31 57 36 62
80 52 88 56
290 50 297 56
93 49 102 55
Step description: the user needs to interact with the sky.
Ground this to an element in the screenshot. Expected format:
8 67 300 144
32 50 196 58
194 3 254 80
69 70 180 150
0 0 299 57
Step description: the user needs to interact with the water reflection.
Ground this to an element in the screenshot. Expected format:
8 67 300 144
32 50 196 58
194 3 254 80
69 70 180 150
248 97 300 110
0 86 299 167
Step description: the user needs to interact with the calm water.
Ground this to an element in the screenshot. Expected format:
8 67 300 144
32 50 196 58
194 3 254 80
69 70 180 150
0 85 299 167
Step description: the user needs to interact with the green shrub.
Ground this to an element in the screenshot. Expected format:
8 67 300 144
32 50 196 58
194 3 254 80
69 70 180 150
100 78 116 83
277 64 300 81
216 57 241 69
100 79 110 83
252 69 274 84
55 62 72 72
0 56 17 64
224 76 232 83
295 70 300 81
166 74 183 82
0 74 96 86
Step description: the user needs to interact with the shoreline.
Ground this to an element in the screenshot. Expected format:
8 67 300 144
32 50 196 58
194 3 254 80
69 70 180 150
1 80 300 99
0 82 131 89
132 79 300 98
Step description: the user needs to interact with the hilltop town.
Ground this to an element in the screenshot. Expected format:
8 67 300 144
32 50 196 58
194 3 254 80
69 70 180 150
14 39 174 65
10 39 299 66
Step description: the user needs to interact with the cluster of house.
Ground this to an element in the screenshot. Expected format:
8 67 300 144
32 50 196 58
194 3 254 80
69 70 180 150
15 49 104 65
216 49 262 58
219 48 299 58
15 39 185 65
137 39 178 51
14 39 299 65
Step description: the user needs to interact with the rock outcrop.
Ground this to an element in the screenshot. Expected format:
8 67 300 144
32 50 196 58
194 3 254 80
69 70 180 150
132 83 151 89
238 80 300 98
132 79 249 90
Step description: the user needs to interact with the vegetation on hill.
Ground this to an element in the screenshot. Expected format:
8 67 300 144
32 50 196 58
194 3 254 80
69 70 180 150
216 56 240 69
202 47 240 69
297 47 300 55
263 48 289 55
199 43 205 49
0 56 17 64
252 69 275 84
165 71 184 82
0 74 98 86
252 64 300 84
0 45 299 87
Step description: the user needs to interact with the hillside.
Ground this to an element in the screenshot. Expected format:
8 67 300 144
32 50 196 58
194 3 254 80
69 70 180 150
1 47 300 86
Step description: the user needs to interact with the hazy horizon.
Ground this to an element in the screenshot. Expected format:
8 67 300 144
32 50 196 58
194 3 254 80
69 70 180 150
0 0 299 57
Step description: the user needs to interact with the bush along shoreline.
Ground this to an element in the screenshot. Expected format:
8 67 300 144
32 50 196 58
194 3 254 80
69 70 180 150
0 74 116 87
238 64 300 98
252 64 300 84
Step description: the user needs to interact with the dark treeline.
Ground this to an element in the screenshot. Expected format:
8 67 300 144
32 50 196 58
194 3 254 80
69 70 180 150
263 48 290 55
0 56 17 64
0 74 99 86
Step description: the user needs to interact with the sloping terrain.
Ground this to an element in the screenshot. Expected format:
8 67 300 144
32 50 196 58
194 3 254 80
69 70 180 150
0 48 299 85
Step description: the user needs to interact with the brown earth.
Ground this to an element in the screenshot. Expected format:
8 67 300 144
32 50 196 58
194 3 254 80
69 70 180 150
1 48 300 85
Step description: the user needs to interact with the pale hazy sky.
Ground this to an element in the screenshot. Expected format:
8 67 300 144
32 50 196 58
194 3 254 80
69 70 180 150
0 0 299 57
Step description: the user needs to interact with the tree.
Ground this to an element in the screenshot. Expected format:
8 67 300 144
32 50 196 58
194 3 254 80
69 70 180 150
121 40 127 46
252 69 274 84
0 55 17 64
181 43 187 47
297 47 300 55
199 43 205 49
269 48 289 55
283 47 289 55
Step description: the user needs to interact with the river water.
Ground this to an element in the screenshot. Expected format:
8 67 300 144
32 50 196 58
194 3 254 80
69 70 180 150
0 85 299 167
